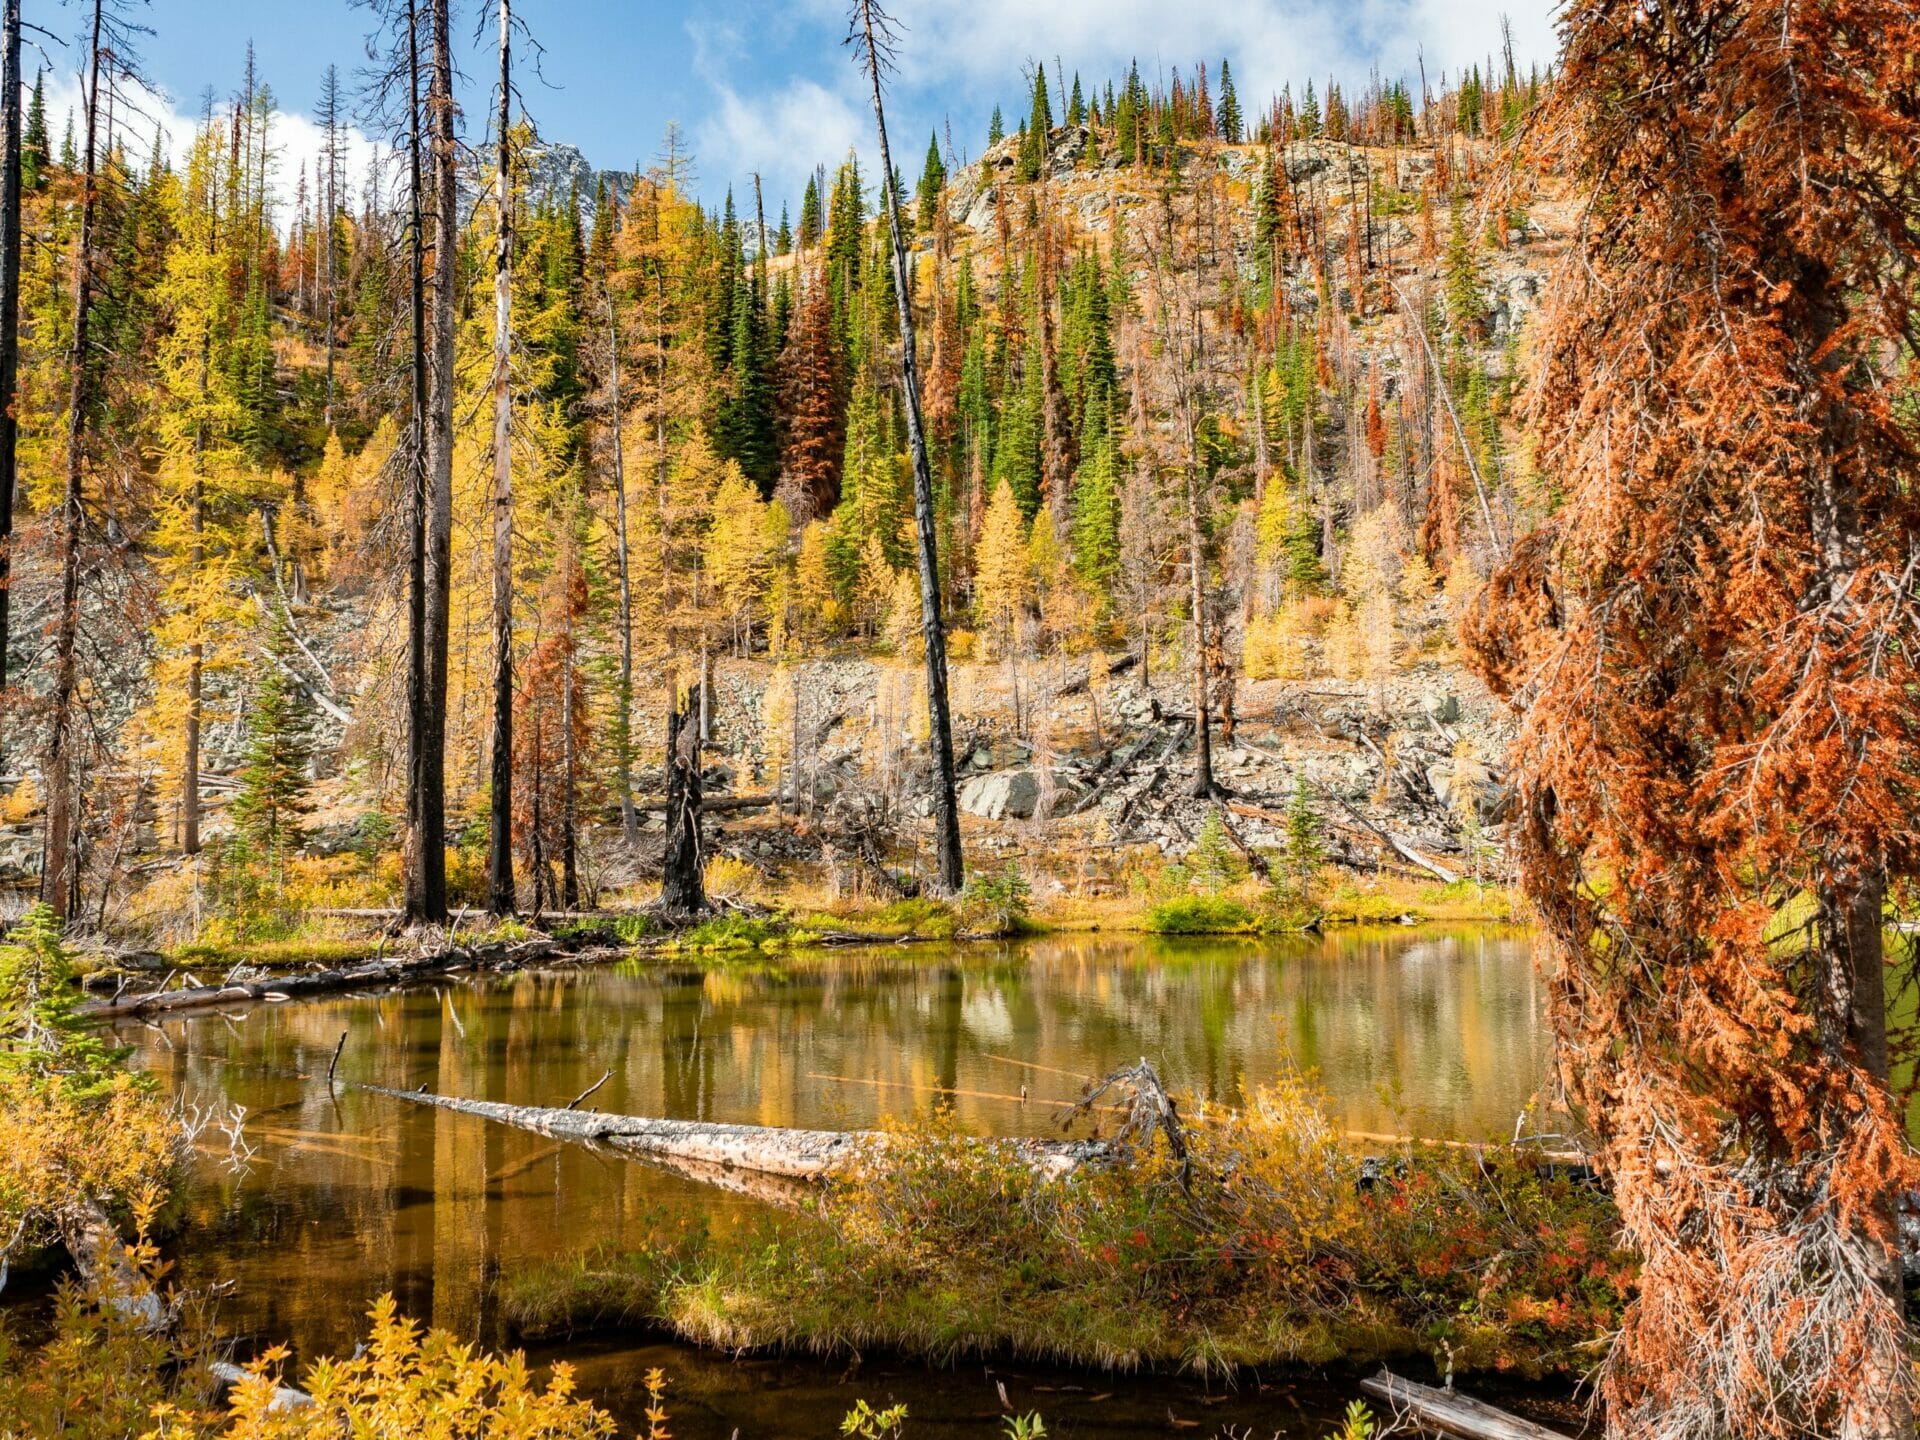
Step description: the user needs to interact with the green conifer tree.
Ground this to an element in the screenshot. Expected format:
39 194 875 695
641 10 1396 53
1217 60 1242 143
230 615 317 889
916 131 946 231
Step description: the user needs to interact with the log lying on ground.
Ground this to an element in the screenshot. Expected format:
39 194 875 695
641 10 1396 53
1359 1370 1569 1440
364 1085 1109 1182
80 933 619 1020
632 793 774 814
61 1198 311 1410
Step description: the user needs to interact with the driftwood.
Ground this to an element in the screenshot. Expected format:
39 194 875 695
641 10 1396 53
79 934 616 1020
631 793 774 814
60 1198 311 1410
1329 796 1463 885
1359 1370 1567 1440
1055 650 1142 698
364 1085 1109 1182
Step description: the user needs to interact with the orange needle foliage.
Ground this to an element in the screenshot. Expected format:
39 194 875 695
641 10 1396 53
1465 1 1920 1436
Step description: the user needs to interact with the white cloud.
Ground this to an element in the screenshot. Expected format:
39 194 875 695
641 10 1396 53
695 77 866 212
797 0 1559 142
36 67 389 232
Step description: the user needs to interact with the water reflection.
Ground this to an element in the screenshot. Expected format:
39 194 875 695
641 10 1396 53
120 927 1547 1432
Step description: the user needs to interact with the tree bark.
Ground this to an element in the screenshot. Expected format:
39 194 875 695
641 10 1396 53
607 295 638 846
856 0 965 896
1182 454 1214 797
0 0 20 744
407 0 455 924
400 0 433 924
43 0 106 923
485 0 514 919
659 682 706 917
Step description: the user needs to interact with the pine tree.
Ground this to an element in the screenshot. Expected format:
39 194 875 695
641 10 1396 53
916 130 946 231
230 615 317 889
798 172 821 249
21 68 44 190
987 104 1004 146
1217 60 1242 143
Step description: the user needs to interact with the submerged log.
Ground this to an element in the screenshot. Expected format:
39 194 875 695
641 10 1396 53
363 1085 1108 1182
1359 1370 1568 1440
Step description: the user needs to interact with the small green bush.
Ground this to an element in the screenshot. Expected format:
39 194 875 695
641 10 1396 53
959 861 1032 936
667 913 793 953
1143 895 1259 934
873 897 958 938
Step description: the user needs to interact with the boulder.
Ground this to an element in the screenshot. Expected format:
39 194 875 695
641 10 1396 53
960 770 1039 820
958 768 1084 821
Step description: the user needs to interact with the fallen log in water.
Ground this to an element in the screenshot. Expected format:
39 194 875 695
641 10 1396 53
1359 1370 1568 1440
363 1085 1109 1182
79 934 619 1020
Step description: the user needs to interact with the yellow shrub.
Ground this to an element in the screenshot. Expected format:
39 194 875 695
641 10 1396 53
702 855 759 902
0 778 38 825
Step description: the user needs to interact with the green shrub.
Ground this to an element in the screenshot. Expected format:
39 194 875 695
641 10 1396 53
959 861 1032 936
873 897 958 938
667 913 794 953
1143 895 1259 933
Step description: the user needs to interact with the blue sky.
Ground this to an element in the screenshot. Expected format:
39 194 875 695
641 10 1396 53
33 0 1561 223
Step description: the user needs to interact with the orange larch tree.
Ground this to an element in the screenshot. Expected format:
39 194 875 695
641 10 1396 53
1464 2 1920 1437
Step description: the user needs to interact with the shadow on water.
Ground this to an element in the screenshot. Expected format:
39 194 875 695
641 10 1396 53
104 926 1549 1436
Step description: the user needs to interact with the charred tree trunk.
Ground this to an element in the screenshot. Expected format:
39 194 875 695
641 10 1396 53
560 531 579 911
400 0 434 925
43 0 106 922
407 0 455 924
854 0 964 896
485 0 514 919
607 296 638 846
0 0 20 742
659 682 706 917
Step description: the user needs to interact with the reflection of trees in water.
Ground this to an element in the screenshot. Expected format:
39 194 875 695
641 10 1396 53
121 927 1548 1362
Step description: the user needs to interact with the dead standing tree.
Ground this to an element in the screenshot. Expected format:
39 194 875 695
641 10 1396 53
485 0 514 917
43 0 140 921
847 0 965 895
1464 0 1920 1435
1138 204 1221 798
658 678 705 918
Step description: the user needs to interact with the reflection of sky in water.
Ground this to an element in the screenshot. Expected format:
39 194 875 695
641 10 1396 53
115 927 1548 1428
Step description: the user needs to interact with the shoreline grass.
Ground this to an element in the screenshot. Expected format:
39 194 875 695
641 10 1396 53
500 1080 1629 1383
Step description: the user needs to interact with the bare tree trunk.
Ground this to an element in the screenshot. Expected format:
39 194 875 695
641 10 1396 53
1183 453 1214 797
855 0 964 896
660 682 706 917
400 0 433 924
321 64 341 430
0 0 20 748
607 295 638 846
43 0 106 922
407 0 455 924
485 0 515 918
561 567 578 911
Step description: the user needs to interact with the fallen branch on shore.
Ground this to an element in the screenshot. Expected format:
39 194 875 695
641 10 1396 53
362 1084 1110 1182
80 933 621 1020
1360 1369 1568 1440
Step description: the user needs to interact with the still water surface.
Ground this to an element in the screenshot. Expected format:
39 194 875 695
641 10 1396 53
121 927 1549 1437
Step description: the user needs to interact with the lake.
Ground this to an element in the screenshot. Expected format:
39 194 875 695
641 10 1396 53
119 926 1551 1436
